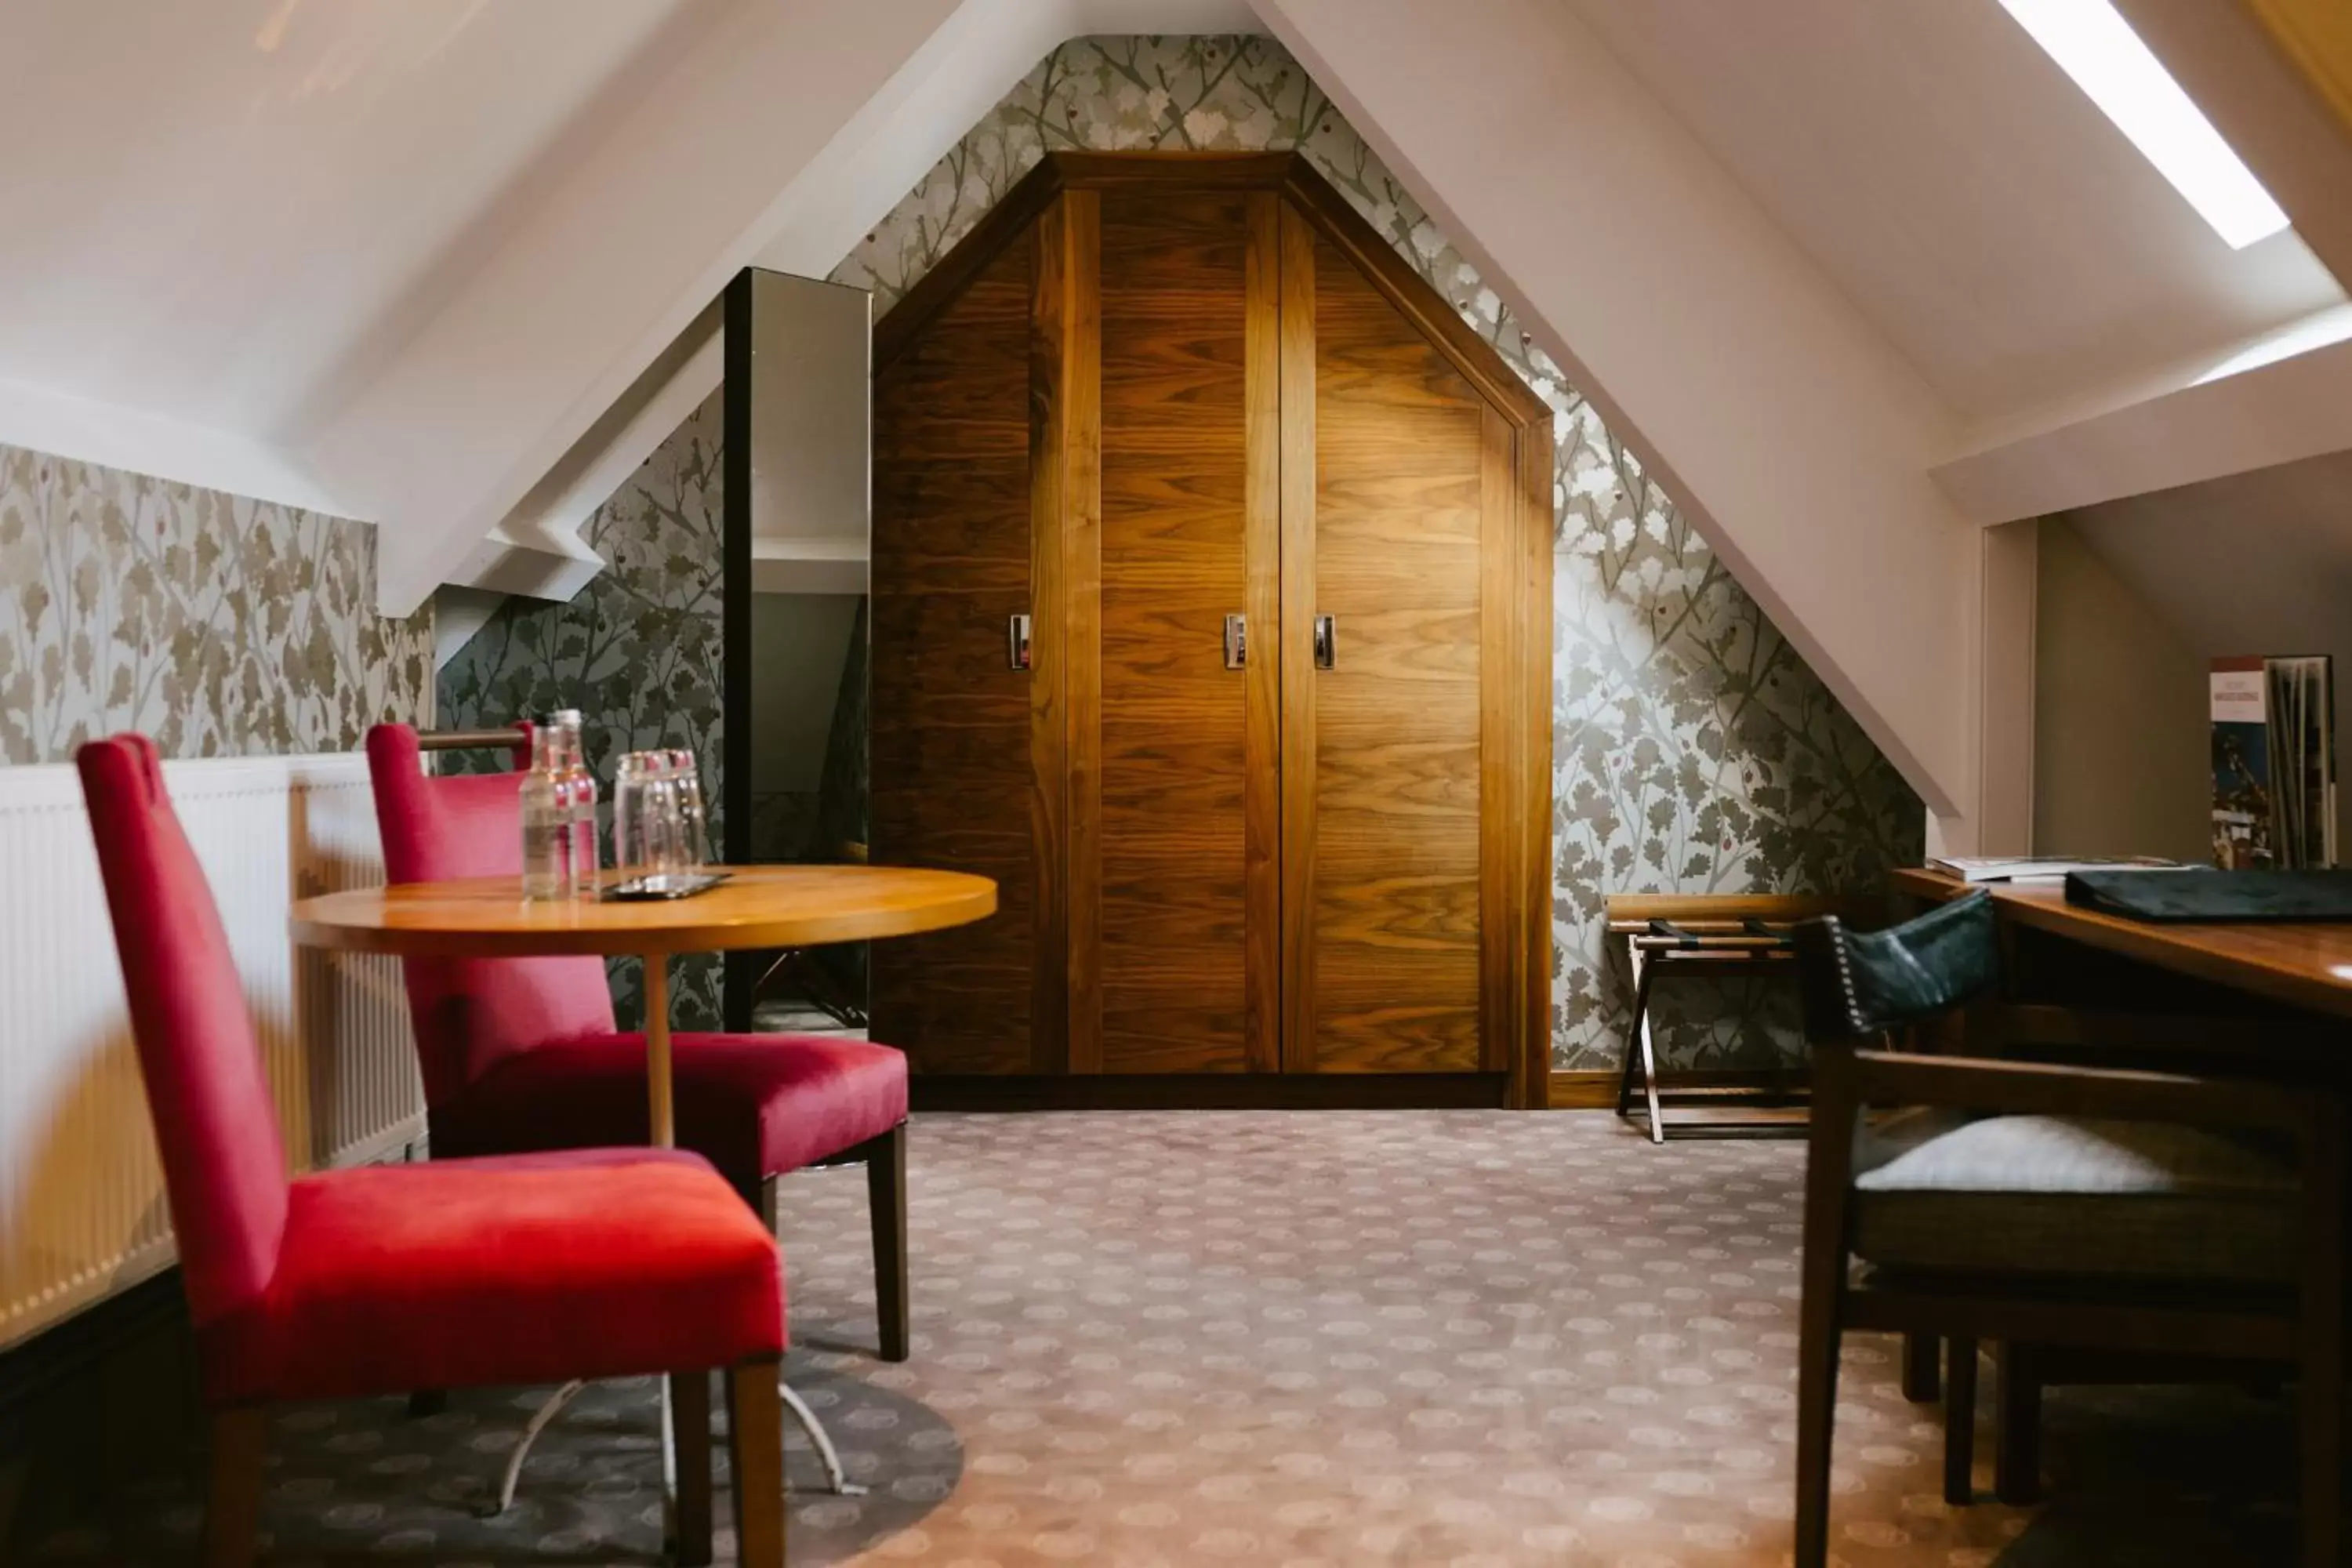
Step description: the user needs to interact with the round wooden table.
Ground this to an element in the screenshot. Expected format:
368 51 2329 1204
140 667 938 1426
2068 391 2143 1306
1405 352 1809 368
289 864 996 1146
289 864 996 1515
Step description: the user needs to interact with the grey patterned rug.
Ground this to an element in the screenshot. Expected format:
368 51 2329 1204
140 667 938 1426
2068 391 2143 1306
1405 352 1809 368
27 1111 2294 1565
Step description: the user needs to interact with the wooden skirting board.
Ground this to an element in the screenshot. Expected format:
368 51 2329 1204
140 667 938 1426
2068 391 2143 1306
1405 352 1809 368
911 1073 1510 1112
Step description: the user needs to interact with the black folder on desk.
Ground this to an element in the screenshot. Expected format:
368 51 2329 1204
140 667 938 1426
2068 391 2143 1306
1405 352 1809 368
2065 867 2352 922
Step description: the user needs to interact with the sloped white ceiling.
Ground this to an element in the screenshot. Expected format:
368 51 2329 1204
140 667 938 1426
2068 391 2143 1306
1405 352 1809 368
3 0 2350 842
0 0 708 437
2067 451 2352 670
1564 0 2343 422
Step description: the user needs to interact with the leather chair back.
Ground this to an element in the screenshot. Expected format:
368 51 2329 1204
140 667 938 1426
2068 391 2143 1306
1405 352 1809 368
1793 891 2000 1044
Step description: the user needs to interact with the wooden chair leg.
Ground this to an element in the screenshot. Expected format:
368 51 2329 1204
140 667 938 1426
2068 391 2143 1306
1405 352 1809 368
2297 1099 2344 1568
2298 1352 2342 1568
726 1358 788 1568
405 1390 448 1418
202 1407 267 1568
869 1122 911 1363
1994 1344 2042 1506
1901 1332 1940 1403
1793 1299 1841 1564
757 1174 780 1236
670 1370 713 1568
1793 1041 1860 1568
1943 1335 1977 1506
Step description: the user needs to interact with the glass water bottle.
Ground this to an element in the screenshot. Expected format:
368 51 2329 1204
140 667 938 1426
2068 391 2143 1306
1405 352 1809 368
551 709 599 897
519 722 568 901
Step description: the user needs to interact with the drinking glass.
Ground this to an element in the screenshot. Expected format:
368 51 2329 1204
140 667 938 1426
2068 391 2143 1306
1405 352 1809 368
613 750 671 877
665 748 708 868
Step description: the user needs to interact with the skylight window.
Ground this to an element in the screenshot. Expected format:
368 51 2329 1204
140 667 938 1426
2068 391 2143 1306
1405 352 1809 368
1996 0 2291 249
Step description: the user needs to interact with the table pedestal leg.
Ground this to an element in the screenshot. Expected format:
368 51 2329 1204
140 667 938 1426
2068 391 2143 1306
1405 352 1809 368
781 1377 869 1496
481 956 684 1540
645 952 674 1148
641 952 678 1552
481 1378 589 1517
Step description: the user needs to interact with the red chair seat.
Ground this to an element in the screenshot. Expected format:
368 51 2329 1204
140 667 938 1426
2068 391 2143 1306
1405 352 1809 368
430 1033 909 1191
205 1149 786 1405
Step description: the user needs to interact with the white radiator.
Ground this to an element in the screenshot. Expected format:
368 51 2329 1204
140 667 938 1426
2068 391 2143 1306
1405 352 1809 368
0 752 423 1349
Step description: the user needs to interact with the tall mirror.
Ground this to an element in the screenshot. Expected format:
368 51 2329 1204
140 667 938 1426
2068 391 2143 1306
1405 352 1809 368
720 267 873 1033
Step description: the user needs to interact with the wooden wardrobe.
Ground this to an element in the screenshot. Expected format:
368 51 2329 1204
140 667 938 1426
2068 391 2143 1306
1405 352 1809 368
869 153 1553 1109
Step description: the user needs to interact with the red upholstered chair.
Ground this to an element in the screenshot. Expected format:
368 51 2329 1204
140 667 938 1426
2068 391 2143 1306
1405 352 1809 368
76 733 787 1568
365 722 913 1359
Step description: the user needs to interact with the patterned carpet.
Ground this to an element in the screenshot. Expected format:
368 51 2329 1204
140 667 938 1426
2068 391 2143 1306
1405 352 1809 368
27 1111 2296 1565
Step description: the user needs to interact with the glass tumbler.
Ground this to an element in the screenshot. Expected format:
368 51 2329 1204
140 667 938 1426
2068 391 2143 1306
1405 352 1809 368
664 748 708 868
613 750 674 877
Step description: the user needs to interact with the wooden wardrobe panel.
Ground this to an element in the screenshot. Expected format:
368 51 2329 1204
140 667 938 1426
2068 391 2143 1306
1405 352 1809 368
867 154 1553 1100
1303 228 1488 1073
1090 186 1276 1073
1034 192 1095 1075
869 237 1036 1074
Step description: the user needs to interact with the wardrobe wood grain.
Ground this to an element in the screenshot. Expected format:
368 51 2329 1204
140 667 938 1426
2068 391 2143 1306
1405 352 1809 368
1243 191 1285 1076
1278 199 1321 1075
868 152 1555 1102
1514 416 1556 1108
1091 186 1269 1073
1308 229 1486 1074
1029 194 1093 1074
869 237 1036 1073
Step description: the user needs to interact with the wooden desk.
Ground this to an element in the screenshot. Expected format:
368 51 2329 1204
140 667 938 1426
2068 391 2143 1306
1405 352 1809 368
1891 867 2352 1025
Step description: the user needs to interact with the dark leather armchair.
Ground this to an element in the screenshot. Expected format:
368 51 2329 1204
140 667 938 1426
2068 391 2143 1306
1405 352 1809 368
1788 891 2343 1567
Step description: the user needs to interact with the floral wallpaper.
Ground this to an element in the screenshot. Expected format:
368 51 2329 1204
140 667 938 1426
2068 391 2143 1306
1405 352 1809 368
0 441 432 765
440 34 1922 1070
437 395 727 1031
839 36 1922 1073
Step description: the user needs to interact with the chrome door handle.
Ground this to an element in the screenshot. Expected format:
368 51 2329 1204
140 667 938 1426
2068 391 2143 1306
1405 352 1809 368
1224 613 1247 670
1008 613 1032 671
1313 614 1335 670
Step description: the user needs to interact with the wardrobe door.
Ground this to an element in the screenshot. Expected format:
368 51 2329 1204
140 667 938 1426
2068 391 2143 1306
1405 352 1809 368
1284 208 1492 1073
1082 185 1282 1074
869 237 1038 1073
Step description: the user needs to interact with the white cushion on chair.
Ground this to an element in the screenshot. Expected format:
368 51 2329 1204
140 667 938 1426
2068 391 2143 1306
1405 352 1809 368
1851 1115 2299 1283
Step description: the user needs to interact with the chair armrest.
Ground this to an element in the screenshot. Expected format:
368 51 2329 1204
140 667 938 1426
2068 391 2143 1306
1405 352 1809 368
1995 1004 2341 1059
1842 1047 2310 1134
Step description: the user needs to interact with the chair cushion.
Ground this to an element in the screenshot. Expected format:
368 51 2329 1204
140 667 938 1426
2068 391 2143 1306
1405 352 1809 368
1852 1114 2300 1283
202 1149 785 1404
431 1033 909 1189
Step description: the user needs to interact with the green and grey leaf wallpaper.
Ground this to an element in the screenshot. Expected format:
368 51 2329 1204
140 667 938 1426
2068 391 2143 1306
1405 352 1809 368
438 395 727 1031
0 441 432 765
441 34 1923 1070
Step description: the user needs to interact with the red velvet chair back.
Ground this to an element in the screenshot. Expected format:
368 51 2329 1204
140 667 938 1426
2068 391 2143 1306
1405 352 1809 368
76 734 289 1334
365 724 616 1106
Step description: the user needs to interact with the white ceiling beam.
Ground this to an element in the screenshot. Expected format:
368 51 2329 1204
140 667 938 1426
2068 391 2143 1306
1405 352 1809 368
305 0 971 617
450 300 724 602
1934 306 2352 524
1250 0 1981 828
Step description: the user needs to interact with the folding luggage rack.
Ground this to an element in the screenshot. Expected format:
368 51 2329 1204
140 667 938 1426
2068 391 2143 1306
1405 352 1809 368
1604 894 1860 1143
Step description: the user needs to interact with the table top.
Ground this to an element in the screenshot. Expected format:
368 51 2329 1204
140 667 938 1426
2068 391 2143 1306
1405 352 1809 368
290 865 997 959
1892 866 2352 1022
